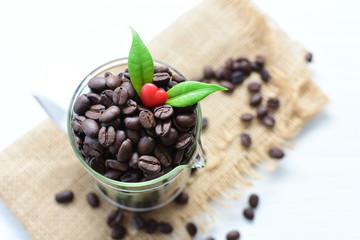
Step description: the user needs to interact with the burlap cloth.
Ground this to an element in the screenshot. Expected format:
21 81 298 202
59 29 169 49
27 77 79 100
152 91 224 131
0 0 328 239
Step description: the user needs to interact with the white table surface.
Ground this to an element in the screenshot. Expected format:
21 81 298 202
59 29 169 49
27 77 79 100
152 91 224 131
1 0 360 239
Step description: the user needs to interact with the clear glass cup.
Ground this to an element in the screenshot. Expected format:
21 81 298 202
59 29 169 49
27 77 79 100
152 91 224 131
67 58 206 212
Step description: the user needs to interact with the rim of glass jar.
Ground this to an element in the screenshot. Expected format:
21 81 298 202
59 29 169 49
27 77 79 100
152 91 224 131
67 57 204 188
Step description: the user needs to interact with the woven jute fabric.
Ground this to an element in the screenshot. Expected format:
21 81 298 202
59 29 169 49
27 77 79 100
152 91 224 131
0 0 328 239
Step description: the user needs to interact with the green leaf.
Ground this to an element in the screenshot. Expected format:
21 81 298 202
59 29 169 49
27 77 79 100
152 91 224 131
128 27 154 96
166 81 227 107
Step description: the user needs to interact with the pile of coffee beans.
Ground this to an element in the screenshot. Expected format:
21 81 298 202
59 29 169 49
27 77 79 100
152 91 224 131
71 66 199 182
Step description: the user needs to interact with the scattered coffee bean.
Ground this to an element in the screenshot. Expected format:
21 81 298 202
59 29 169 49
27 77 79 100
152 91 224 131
249 194 259 208
132 214 145 230
247 82 262 93
306 52 313 62
243 207 254 220
268 147 285 159
107 208 124 227
86 192 100 208
88 77 106 92
250 93 262 106
219 81 235 93
204 66 215 79
227 230 240 240
202 117 209 129
267 97 280 109
174 192 189 204
225 57 234 70
240 113 254 122
111 226 126 239
256 105 268 119
260 69 270 82
158 222 173 234
186 222 197 237
262 114 275 127
73 94 90 115
145 219 158 234
55 190 74 203
240 133 252 148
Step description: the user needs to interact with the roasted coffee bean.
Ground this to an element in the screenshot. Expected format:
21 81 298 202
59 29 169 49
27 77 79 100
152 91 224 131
87 92 102 104
173 149 185 165
102 118 121 129
111 226 126 239
227 230 240 240
219 81 235 93
240 113 254 122
214 66 229 80
172 74 186 83
121 82 136 98
186 222 197 237
243 207 254 220
153 72 171 86
83 144 102 157
250 93 262 106
82 119 100 138
175 133 193 149
306 52 313 62
268 147 284 159
120 170 141 182
154 145 172 167
145 128 157 138
167 80 178 90
203 66 214 79
267 97 280 109
106 75 122 90
154 105 174 120
154 65 170 74
86 157 106 174
124 72 130 79
122 99 138 116
256 105 268 119
175 103 197 114
101 90 114 107
129 152 139 169
160 128 179 146
85 104 106 120
158 222 173 234
74 94 90 115
125 129 140 145
99 106 121 123
138 136 155 155
107 209 124 227
71 115 86 133
139 110 156 129
240 133 252 148
55 190 74 203
104 169 122 179
262 114 275 127
251 61 261 72
104 72 113 78
249 194 259 208
174 192 189 204
255 55 266 68
84 136 104 151
88 76 106 92
155 120 171 137
98 126 116 147
86 192 100 208
202 117 209 130
132 214 145 230
260 69 270 82
143 169 165 180
113 87 129 106
145 219 158 234
109 130 127 154
117 139 133 162
138 155 161 174
105 159 129 171
247 82 262 93
231 71 245 84
124 116 142 131
225 57 234 70
74 134 84 147
176 113 197 128
237 58 252 75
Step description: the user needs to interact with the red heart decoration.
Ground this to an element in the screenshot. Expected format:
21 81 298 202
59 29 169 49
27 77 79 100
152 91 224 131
140 83 168 108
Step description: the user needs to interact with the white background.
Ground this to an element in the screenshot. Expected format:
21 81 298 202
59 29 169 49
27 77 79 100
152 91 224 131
1 0 360 239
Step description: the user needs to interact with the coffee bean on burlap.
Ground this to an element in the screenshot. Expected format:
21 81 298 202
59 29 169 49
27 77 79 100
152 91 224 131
82 119 100 138
120 170 141 182
113 87 129 106
219 81 235 93
71 115 86 133
88 76 106 92
111 226 127 239
231 71 245 84
138 155 161 174
268 147 285 159
255 55 266 68
87 92 102 105
101 90 114 107
100 106 121 123
105 159 129 172
98 126 116 147
203 66 214 79
267 97 280 109
55 190 74 203
74 94 90 115
172 74 186 83
251 61 261 72
104 169 122 180
160 128 179 146
131 214 145 230
125 129 140 145
225 57 234 70
153 72 171 86
154 105 174 120
158 222 173 234
109 130 126 154
107 209 124 227
124 116 142 131
174 192 189 204
145 219 158 234
176 113 197 128
173 149 185 165
117 139 133 162
121 81 136 98
260 69 270 82
175 133 193 149
256 105 268 119
139 110 156 129
106 74 121 90
262 113 275 127
129 152 139 169
226 230 241 240
86 192 100 208
250 93 262 106
306 52 313 62
243 207 254 220
154 145 172 167
235 59 252 76
240 133 252 148
240 113 254 122
186 222 197 237
214 66 226 80
249 194 259 208
85 104 106 120
247 82 262 93
138 136 155 155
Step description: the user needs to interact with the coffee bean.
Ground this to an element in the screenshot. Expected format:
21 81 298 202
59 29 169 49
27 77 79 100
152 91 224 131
256 105 268 119
174 192 189 204
101 90 114 107
155 120 171 137
160 128 179 146
98 126 116 147
154 65 171 75
104 169 121 179
262 114 275 127
100 105 121 123
175 103 197 114
226 230 240 240
55 190 74 203
107 209 124 227
203 66 214 79
306 52 313 62
145 128 157 138
102 118 121 129
145 219 158 234
122 99 138 116
131 214 145 230
88 76 106 92
219 81 235 93
186 222 197 237
240 133 252 148
82 119 100 138
231 71 245 84
129 152 139 169
176 113 197 128
111 226 126 239
120 170 141 182
240 113 254 122
86 157 106 174
153 72 170 86
121 82 136 98
175 133 193 149
117 139 133 162
202 117 209 130
108 130 126 154
106 75 121 90
138 155 161 174
243 207 254 220
124 116 142 131
143 169 165 180
105 159 129 172
154 145 172 167
214 66 227 80
267 97 280 109
250 93 262 106
74 94 90 115
260 69 270 82
255 55 266 68
172 149 185 165
173 118 190 132
138 136 155 155
249 194 259 208
234 59 252 75
158 222 173 234
71 115 86 133
225 57 234 70
86 192 100 208
247 82 262 93
268 147 284 159
139 110 156 129
85 104 106 120
125 129 140 145
83 144 102 157
113 87 129 106
172 74 186 83
87 92 102 104
251 61 261 72
154 105 174 120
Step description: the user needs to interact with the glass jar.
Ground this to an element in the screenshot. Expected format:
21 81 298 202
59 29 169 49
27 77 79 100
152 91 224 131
67 58 206 212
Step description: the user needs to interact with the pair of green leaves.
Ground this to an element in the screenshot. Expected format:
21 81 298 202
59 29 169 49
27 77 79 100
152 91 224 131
128 27 227 107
